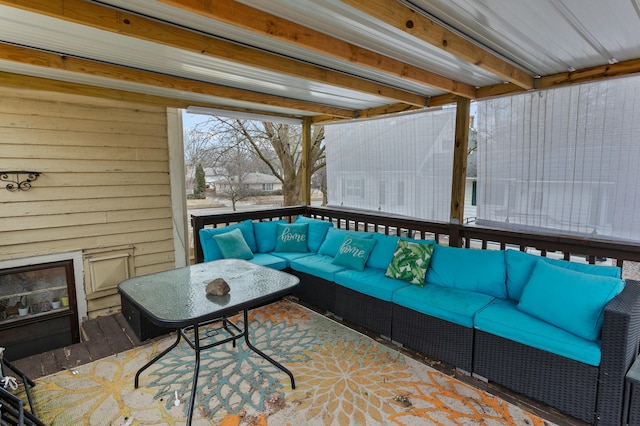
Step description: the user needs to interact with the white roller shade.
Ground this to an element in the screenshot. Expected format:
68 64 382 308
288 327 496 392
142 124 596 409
325 108 456 221
477 75 640 242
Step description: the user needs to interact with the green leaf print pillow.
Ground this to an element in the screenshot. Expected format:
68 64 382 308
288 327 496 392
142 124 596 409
384 240 435 286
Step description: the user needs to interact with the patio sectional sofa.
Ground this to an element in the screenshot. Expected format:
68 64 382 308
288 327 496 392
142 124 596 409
198 215 640 425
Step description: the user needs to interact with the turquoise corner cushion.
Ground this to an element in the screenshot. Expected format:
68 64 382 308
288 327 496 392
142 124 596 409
425 245 507 298
213 228 253 260
199 219 257 262
517 261 625 341
295 216 333 252
318 228 372 257
505 249 622 301
332 236 377 271
275 223 309 252
253 220 287 253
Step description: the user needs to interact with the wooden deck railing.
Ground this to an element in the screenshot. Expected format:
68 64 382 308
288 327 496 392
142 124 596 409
191 205 640 276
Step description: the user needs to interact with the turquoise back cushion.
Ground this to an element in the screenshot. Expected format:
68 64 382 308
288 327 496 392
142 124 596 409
212 228 253 260
253 220 287 253
426 245 507 298
295 216 333 252
318 228 373 257
366 233 400 270
517 261 625 341
199 219 257 262
505 249 622 301
332 236 377 271
275 223 309 252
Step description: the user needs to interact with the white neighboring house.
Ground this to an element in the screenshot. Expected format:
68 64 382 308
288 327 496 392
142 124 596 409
206 171 282 194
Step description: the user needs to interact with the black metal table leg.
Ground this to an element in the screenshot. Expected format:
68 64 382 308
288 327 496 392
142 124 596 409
186 325 201 426
135 331 182 388
242 309 296 389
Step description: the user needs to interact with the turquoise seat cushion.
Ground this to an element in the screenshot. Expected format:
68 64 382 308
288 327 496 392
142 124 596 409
517 261 625 341
332 236 377 271
275 223 309 252
318 228 373 257
295 216 333 252
334 268 410 301
199 219 257 262
290 254 348 282
253 220 287 253
505 249 622 301
270 252 314 265
213 228 253 260
475 298 602 366
392 283 495 328
248 253 288 270
426 245 507 298
366 233 399 270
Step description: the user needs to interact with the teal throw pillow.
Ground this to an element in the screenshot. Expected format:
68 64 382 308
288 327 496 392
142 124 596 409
318 227 373 257
385 240 434 286
331 236 377 271
212 228 254 260
199 219 257 262
295 216 333 252
517 261 625 341
275 223 309 252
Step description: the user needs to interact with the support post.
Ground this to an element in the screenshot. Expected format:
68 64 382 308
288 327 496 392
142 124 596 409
301 116 312 205
450 96 471 225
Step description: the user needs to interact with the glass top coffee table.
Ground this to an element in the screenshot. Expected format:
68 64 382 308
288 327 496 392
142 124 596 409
117 259 300 425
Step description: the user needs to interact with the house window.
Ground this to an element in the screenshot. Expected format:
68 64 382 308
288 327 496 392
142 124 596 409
471 181 477 206
343 178 365 198
262 183 273 191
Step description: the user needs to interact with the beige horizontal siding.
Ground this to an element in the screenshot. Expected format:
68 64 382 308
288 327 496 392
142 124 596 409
0 86 176 318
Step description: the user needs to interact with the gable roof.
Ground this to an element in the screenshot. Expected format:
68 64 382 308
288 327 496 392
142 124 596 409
0 0 638 123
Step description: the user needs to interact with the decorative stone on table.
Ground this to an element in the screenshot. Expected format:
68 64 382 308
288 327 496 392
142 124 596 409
206 278 230 296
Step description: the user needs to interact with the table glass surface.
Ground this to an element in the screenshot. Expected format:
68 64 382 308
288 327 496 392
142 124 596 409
118 259 299 325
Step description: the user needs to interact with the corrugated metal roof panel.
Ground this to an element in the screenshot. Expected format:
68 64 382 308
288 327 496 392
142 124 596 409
238 0 502 87
0 5 397 112
406 0 640 76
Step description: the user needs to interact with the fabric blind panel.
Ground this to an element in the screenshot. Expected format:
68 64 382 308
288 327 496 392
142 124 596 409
476 75 640 242
325 108 456 221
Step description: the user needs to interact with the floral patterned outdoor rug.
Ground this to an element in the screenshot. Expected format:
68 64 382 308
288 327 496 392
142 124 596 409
22 299 555 425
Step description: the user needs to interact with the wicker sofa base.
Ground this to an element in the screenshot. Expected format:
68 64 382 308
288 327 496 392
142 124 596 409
392 304 474 373
334 286 393 338
289 270 336 313
473 329 598 424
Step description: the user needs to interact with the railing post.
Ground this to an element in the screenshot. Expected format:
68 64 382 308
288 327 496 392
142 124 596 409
192 215 205 264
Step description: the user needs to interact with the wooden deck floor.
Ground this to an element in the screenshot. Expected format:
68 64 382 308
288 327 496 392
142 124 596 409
10 312 170 380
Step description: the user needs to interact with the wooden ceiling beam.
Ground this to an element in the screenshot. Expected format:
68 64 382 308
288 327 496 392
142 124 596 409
342 0 535 90
157 0 477 99
0 0 427 107
0 43 355 118
476 57 640 100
